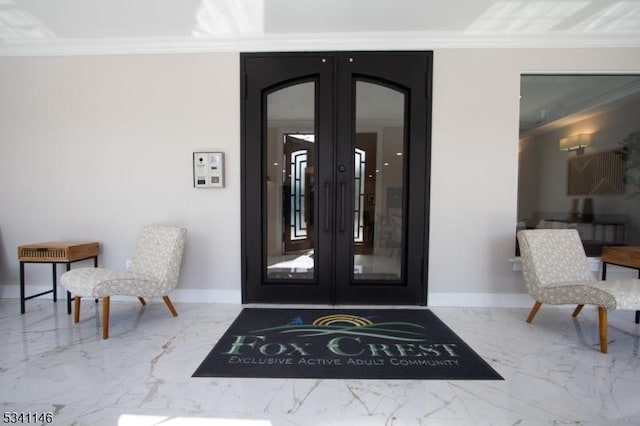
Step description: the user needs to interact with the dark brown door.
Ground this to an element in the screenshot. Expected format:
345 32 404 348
241 51 432 305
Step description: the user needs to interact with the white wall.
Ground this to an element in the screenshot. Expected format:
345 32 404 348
0 53 241 302
1 48 639 306
429 49 521 304
428 48 640 306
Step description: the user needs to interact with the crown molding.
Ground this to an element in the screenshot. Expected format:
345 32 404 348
2 32 640 57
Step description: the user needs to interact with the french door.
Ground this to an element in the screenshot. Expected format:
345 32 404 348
241 51 432 305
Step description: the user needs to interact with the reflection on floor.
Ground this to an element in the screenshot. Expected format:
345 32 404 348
1 298 640 425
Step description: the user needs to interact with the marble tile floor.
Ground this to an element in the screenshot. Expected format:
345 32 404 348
1 298 640 426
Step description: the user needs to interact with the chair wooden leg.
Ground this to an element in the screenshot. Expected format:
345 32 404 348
526 301 542 323
162 295 178 317
138 297 146 306
598 307 608 354
572 304 584 317
73 296 81 323
102 297 110 340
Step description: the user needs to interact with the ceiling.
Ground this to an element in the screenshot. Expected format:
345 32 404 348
1 0 640 56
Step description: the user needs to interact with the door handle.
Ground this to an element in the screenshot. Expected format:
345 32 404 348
324 182 332 232
339 182 346 233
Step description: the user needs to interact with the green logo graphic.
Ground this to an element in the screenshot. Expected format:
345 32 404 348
251 313 428 342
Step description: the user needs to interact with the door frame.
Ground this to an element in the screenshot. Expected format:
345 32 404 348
240 51 432 306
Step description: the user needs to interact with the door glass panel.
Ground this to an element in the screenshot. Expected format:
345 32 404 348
266 81 316 280
353 81 405 281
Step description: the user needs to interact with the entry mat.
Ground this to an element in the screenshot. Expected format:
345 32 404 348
193 308 503 380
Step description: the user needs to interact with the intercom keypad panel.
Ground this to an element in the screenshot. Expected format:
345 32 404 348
193 152 224 188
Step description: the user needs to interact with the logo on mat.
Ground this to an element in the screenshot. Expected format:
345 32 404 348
251 313 427 342
219 311 464 369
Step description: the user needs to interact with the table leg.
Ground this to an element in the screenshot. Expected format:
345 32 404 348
66 262 72 315
637 270 640 324
52 263 58 302
19 261 25 314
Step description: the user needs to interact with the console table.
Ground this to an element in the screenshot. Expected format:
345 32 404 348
601 246 640 324
18 241 99 314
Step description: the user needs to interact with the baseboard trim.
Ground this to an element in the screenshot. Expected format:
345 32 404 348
0 285 242 305
2 285 534 307
170 288 242 304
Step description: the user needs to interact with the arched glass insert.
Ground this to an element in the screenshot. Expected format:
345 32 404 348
265 81 316 280
353 80 405 281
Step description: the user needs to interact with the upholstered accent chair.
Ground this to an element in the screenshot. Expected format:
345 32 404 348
517 229 640 353
61 225 187 339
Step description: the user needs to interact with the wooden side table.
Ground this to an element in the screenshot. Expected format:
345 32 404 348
601 246 640 324
18 241 99 314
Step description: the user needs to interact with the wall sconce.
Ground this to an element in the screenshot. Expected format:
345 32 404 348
559 133 592 155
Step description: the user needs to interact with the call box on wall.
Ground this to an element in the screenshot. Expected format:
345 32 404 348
193 152 225 188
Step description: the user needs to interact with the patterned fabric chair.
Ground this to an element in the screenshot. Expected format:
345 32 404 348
517 229 640 353
61 225 187 339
